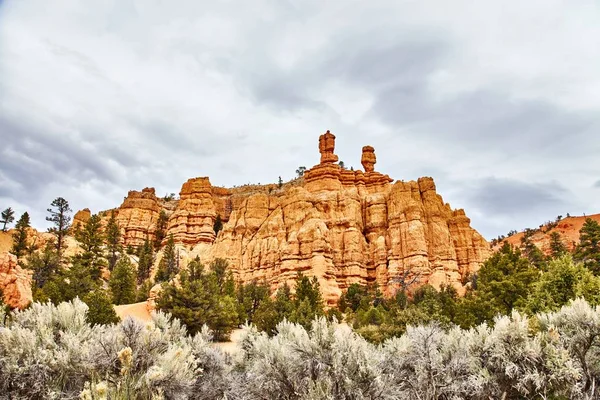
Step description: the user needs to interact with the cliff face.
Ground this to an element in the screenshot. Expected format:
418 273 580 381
90 131 490 304
0 252 32 309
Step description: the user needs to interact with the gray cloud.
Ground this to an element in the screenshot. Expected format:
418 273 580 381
0 0 599 239
467 178 568 216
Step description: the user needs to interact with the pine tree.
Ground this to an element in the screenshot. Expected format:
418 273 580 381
521 228 546 269
575 218 600 274
83 290 120 326
549 231 568 258
46 197 72 261
137 238 154 284
105 210 121 271
73 214 106 280
109 256 137 305
278 176 283 188
11 212 30 259
237 280 270 323
289 272 325 330
0 207 15 231
29 243 60 289
153 210 168 250
157 262 239 340
136 279 153 302
155 234 177 283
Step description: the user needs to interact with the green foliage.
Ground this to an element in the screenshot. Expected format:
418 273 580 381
73 213 106 280
288 273 325 330
82 290 119 326
28 243 60 290
472 242 539 321
254 283 294 335
549 231 568 258
295 166 306 177
278 176 283 188
46 197 72 260
137 239 154 284
525 255 600 313
236 280 270 324
153 210 168 250
0 207 15 231
136 279 153 303
11 212 30 259
521 228 546 268
109 256 137 305
213 214 223 235
38 261 100 304
105 210 121 271
155 234 178 283
575 217 600 274
157 258 238 340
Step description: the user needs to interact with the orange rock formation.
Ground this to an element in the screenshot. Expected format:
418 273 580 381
88 131 490 304
0 252 32 309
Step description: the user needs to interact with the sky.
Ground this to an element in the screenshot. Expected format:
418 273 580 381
0 0 599 240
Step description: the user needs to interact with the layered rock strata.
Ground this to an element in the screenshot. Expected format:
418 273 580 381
92 131 490 304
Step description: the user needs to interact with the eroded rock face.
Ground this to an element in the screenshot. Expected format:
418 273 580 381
0 252 32 309
117 188 162 247
104 132 490 304
73 208 91 230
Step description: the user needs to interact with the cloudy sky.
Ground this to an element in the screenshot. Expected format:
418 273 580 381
0 0 599 239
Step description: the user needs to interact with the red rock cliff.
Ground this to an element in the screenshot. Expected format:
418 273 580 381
103 131 490 304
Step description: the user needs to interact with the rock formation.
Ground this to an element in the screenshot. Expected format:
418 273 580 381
116 187 162 247
72 208 91 230
0 252 32 309
96 131 490 304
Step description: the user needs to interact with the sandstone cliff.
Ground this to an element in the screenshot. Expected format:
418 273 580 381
0 252 32 309
92 131 490 304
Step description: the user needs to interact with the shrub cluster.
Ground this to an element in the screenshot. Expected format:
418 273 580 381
2 298 600 399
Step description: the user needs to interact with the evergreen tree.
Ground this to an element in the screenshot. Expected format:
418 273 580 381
11 212 30 259
0 207 15 231
526 255 600 314
73 214 105 280
237 280 270 323
137 239 154 284
46 197 72 260
136 279 153 302
549 231 568 258
213 214 223 235
83 290 120 326
289 273 325 330
155 234 177 283
521 228 546 268
278 176 283 188
157 262 239 340
105 210 121 271
296 166 306 177
153 210 168 250
461 242 538 326
29 243 60 289
575 218 600 274
37 260 99 304
109 256 137 305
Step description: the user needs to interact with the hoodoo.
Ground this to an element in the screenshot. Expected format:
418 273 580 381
85 132 491 304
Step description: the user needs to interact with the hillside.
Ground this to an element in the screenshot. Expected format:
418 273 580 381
496 213 600 254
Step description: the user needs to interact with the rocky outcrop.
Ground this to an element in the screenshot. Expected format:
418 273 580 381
116 187 162 247
167 178 219 245
72 208 91 230
103 131 490 304
0 252 32 309
203 132 489 304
